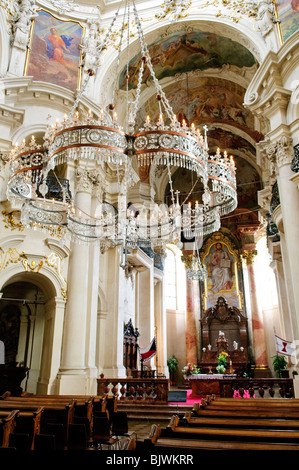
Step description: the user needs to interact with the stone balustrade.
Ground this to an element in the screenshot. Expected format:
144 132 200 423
97 377 169 403
220 378 294 398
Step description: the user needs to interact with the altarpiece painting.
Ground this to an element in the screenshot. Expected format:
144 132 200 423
201 232 243 311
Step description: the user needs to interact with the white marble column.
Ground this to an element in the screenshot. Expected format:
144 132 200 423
271 139 299 341
101 247 127 378
37 297 66 394
154 268 167 377
242 250 268 370
57 168 95 394
137 261 155 370
270 258 293 342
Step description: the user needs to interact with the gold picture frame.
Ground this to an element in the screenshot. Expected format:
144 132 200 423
24 9 85 92
200 232 243 310
274 0 299 43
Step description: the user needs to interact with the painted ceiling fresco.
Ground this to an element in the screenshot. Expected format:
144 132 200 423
137 77 263 143
120 30 257 90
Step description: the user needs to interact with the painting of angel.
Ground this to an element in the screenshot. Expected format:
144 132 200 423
26 10 83 92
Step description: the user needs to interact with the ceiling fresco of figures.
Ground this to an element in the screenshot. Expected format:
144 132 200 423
119 30 257 90
206 128 261 153
136 77 264 144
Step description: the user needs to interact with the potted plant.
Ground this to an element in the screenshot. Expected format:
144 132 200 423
272 354 288 378
167 355 179 385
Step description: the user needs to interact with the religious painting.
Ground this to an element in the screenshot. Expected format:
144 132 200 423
136 77 258 141
25 10 83 92
275 0 299 41
119 30 257 90
201 233 243 310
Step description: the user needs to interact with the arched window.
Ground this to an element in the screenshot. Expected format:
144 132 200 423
255 236 278 309
165 247 177 310
164 246 186 311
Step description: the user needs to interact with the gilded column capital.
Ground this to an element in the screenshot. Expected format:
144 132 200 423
241 249 258 265
181 254 193 269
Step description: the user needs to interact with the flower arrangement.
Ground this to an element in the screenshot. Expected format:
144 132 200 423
182 363 200 376
216 351 228 374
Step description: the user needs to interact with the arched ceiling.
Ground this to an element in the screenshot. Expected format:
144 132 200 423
120 30 257 90
122 23 264 233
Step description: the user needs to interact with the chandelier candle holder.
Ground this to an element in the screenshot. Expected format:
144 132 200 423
134 114 208 179
21 198 68 228
182 201 221 239
7 136 47 203
208 148 237 216
45 109 128 171
186 253 207 281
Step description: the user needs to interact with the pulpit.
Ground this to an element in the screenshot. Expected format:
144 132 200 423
200 297 248 375
123 319 139 377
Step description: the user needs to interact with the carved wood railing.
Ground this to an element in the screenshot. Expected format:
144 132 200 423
219 378 294 398
97 378 169 403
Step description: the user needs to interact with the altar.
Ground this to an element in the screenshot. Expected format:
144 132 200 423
199 297 249 376
187 374 236 398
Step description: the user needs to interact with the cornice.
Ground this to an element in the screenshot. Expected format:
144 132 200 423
244 31 299 111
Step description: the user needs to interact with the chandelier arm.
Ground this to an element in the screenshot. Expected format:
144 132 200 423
131 0 174 121
68 0 125 122
111 0 129 107
130 60 144 128
181 176 200 207
166 161 175 207
126 1 131 131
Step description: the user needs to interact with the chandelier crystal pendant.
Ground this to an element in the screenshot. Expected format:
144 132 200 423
208 148 237 216
7 136 47 203
45 109 128 172
186 240 208 281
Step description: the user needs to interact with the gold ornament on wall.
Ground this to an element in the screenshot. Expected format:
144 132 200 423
241 249 257 265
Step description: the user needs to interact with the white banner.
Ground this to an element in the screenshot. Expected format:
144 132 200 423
275 334 295 357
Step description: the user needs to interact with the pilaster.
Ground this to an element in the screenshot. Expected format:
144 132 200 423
241 249 269 374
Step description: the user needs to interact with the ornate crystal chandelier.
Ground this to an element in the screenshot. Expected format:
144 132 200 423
6 0 237 253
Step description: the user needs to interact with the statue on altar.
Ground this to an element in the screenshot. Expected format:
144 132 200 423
217 330 228 354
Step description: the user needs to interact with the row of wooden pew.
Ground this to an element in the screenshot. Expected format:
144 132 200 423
144 395 299 451
0 391 136 451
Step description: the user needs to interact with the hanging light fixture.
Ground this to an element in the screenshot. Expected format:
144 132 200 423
6 0 237 254
186 239 207 281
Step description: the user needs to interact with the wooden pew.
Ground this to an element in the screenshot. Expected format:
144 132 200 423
0 410 19 448
182 411 299 430
0 407 43 450
1 393 112 449
206 397 299 408
164 414 299 444
13 394 95 425
144 423 299 451
16 393 107 440
193 405 299 420
0 399 76 449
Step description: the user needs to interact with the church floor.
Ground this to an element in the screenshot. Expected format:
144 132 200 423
127 419 168 441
